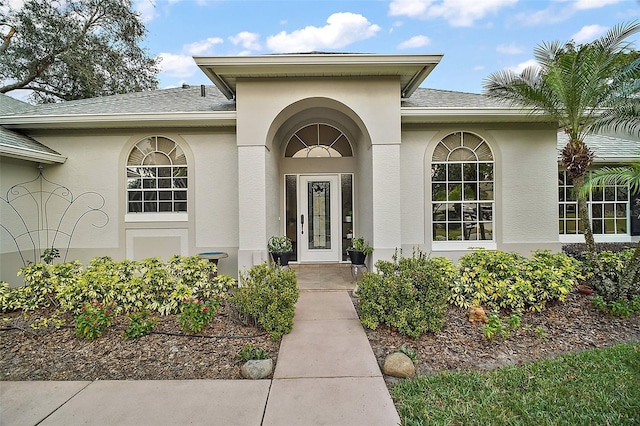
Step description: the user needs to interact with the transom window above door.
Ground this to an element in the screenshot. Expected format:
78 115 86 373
285 123 353 158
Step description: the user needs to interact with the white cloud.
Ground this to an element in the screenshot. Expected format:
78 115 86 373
496 42 524 55
389 0 433 17
389 0 517 27
571 24 608 43
571 0 621 10
266 12 380 52
183 37 224 55
474 65 485 71
398 35 431 49
134 0 158 23
514 7 568 26
229 32 261 51
157 52 199 78
508 58 539 74
515 0 620 26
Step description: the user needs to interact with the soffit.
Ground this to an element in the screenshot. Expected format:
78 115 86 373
194 53 443 99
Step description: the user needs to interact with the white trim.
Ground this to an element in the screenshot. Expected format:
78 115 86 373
0 111 237 129
194 53 443 99
0 144 67 164
402 107 546 123
432 241 497 251
559 234 633 243
125 213 188 223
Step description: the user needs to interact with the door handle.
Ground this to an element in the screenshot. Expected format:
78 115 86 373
301 214 304 235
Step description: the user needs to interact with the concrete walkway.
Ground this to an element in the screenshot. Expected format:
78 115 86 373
1 291 400 426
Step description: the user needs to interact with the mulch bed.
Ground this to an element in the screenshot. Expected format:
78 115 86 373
1 290 638 382
0 303 279 381
361 291 640 385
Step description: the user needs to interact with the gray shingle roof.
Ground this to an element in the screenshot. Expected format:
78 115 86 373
0 93 32 114
2 85 236 117
0 127 62 155
403 88 511 108
0 94 62 159
2 86 507 117
557 131 640 162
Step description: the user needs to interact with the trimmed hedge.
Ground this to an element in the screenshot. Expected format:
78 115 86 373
450 250 581 312
232 263 299 340
4 256 235 315
358 249 456 338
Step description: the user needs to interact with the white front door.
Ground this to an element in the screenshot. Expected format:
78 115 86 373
298 175 341 262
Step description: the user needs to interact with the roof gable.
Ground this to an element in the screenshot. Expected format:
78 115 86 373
194 53 443 99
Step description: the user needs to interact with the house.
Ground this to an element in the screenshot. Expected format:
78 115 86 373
1 53 638 286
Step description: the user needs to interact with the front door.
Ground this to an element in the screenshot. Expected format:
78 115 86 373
298 175 341 262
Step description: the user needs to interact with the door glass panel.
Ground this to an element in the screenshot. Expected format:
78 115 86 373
341 174 353 261
308 181 331 250
285 175 298 261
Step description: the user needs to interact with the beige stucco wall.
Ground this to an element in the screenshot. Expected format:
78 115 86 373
1 128 240 285
399 122 561 259
235 77 401 270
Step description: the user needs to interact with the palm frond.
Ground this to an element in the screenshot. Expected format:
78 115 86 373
579 163 640 197
484 20 640 142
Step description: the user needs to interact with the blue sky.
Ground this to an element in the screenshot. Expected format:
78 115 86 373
135 0 640 94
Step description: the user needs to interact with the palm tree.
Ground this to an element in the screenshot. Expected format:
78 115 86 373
581 163 640 291
483 21 640 255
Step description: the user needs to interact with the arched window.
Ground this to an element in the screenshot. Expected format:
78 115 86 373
431 132 494 242
285 123 353 158
126 136 187 213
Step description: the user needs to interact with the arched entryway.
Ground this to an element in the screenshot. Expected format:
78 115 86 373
271 101 370 263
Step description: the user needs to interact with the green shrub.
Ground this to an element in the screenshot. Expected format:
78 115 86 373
123 310 157 339
0 282 28 313
232 263 298 340
152 256 235 315
358 249 456 338
482 311 522 342
562 242 636 259
10 256 235 318
177 297 219 334
592 294 640 317
235 344 270 364
582 249 637 302
74 301 117 339
451 250 580 312
17 262 57 309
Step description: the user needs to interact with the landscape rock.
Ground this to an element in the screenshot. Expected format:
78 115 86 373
240 359 273 380
383 352 415 378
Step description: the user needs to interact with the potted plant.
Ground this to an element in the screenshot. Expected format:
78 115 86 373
267 235 293 267
347 237 373 265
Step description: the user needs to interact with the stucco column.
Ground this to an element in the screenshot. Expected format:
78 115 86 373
237 145 269 272
371 142 402 264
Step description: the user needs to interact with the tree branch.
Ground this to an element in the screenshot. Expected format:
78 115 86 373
0 26 15 54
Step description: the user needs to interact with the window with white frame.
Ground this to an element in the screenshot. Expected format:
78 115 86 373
126 136 187 213
431 132 494 242
558 170 630 235
285 123 353 158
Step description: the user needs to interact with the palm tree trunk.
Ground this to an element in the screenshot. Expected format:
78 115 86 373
573 175 597 254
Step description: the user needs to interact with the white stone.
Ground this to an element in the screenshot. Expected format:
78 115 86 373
241 359 273 380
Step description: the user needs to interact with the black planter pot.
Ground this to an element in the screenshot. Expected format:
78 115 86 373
270 251 291 267
347 250 367 265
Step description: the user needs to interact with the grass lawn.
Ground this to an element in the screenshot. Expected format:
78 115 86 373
392 342 640 425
